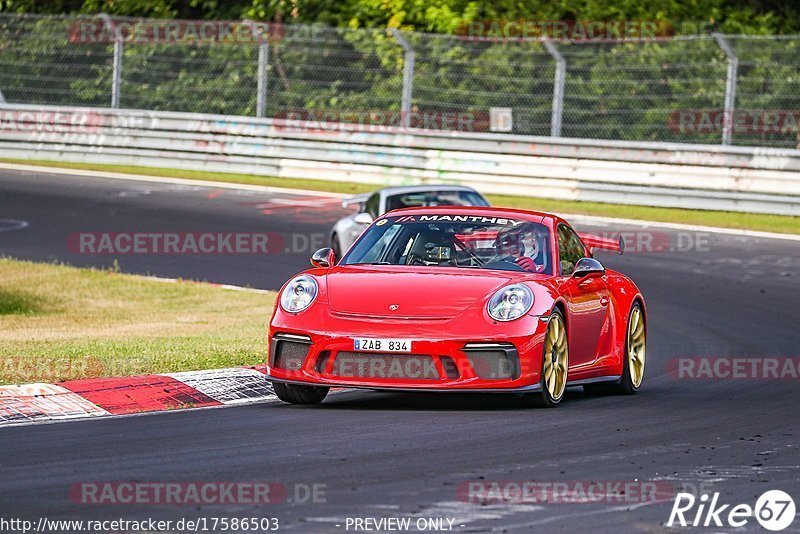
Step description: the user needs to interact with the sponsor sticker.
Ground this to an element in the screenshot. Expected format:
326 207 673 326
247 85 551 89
391 215 526 226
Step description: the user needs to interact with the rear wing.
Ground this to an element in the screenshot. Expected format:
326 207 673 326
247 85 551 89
342 193 370 209
578 232 625 255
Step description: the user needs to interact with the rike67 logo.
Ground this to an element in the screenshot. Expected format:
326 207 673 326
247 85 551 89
668 490 796 531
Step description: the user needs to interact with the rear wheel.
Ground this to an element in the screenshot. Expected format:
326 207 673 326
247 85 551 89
584 302 645 395
620 302 646 393
535 309 568 407
272 382 329 405
331 234 342 259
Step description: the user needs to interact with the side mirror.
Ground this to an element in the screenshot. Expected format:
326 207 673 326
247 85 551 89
572 257 605 280
311 247 336 268
353 212 374 225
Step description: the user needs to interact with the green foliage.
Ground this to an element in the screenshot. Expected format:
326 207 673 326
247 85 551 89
0 2 798 147
0 15 113 106
78 0 178 18
2 0 799 34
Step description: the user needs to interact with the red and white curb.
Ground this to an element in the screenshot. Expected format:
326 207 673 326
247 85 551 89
0 365 279 427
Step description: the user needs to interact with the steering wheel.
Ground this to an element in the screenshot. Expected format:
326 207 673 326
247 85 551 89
452 237 485 267
482 256 527 272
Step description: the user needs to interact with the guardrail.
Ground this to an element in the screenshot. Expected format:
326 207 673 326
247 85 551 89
1 104 799 215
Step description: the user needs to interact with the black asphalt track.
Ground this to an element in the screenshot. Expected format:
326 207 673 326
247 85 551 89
1 168 798 532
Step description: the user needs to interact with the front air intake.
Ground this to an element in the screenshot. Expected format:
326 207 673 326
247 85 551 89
440 357 460 379
462 343 520 380
270 334 312 371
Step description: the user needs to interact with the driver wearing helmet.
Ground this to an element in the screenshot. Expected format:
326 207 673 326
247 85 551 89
490 226 546 273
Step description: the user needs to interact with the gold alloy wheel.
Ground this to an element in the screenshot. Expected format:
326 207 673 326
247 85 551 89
543 313 568 401
627 306 646 388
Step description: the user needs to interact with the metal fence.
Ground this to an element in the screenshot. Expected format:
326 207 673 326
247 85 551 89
1 13 799 149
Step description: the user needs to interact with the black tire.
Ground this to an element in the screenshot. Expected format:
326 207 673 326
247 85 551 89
272 382 329 405
532 308 568 408
583 301 645 396
331 234 341 259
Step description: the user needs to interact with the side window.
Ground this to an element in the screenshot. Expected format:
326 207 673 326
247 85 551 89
385 194 403 212
365 193 380 218
557 225 586 275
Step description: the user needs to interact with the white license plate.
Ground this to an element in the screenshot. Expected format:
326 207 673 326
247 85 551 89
353 338 413 353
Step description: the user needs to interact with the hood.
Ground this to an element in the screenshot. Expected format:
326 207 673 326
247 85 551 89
326 266 521 318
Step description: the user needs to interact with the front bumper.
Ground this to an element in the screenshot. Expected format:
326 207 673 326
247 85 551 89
267 314 549 392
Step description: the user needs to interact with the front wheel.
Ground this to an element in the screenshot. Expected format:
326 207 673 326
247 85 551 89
272 382 329 405
534 309 568 407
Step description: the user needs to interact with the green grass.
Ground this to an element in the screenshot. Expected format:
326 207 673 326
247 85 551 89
489 195 800 235
0 258 276 385
2 158 799 234
0 288 49 315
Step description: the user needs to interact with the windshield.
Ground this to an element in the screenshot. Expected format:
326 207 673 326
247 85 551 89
342 214 552 274
385 190 489 212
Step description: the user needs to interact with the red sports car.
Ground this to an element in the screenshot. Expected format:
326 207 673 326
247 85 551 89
267 206 646 407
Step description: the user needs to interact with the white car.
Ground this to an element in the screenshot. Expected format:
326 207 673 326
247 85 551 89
329 185 490 257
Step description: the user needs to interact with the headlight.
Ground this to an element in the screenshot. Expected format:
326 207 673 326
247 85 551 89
280 276 318 313
487 284 534 321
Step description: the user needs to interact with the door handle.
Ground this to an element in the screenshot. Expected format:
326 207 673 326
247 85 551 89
600 297 609 307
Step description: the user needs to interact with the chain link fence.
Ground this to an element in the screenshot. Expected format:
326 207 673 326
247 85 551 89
1 13 799 148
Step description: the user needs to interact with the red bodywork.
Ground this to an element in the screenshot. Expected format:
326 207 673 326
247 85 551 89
267 207 645 393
